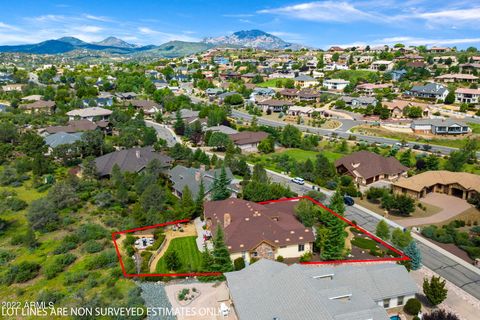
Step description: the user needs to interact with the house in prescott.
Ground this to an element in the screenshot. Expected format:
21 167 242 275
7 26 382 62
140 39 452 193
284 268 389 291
435 73 479 83
455 88 480 104
168 165 238 199
393 170 480 200
370 60 394 71
411 119 470 135
20 100 56 114
228 131 269 152
407 83 449 100
225 259 417 320
323 78 350 91
256 99 294 113
339 96 376 108
204 199 315 263
92 146 172 177
335 151 408 186
293 74 317 88
66 107 112 121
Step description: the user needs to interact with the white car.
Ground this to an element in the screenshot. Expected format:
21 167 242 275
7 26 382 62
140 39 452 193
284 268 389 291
291 177 305 185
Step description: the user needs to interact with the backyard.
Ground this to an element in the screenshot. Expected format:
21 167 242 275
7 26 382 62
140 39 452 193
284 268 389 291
155 236 202 274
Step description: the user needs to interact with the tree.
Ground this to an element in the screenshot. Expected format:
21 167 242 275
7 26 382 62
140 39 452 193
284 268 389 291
211 166 231 201
80 130 105 156
425 154 440 170
404 241 422 270
194 181 205 218
404 298 421 315
328 189 345 215
47 182 79 210
140 184 165 213
400 149 412 167
294 199 319 227
423 276 448 306
252 164 268 183
280 125 302 148
320 211 346 260
391 228 413 249
174 110 185 135
223 94 244 105
375 220 390 240
208 132 231 151
211 225 233 272
165 250 182 271
180 186 195 219
81 156 98 179
444 91 455 104
233 257 245 270
422 309 459 320
27 198 59 232
444 150 467 172
395 194 415 216
257 138 274 154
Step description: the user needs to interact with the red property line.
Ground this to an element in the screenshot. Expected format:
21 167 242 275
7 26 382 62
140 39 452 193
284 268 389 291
258 196 410 265
111 219 222 278
112 196 409 277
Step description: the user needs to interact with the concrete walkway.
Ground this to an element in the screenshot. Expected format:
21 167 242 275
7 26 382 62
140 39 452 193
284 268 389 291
149 223 197 273
397 193 472 227
411 267 480 320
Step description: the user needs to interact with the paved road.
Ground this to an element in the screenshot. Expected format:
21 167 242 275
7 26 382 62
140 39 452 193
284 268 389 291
145 120 178 147
147 119 480 300
231 109 480 157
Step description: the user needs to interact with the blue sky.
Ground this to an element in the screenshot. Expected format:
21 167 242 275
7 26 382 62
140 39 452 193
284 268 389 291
0 1 480 48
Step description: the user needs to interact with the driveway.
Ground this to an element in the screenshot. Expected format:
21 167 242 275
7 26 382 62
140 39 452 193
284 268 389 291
398 193 472 227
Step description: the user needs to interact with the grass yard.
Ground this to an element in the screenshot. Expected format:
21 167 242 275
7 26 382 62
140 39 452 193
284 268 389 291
331 69 379 83
155 236 202 274
351 125 478 149
355 197 442 220
468 122 480 134
279 148 343 162
256 78 285 88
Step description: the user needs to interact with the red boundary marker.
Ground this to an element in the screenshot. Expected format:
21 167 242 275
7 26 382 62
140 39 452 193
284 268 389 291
112 196 409 277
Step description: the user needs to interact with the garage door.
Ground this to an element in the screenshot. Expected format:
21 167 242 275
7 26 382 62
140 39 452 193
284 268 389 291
451 188 464 198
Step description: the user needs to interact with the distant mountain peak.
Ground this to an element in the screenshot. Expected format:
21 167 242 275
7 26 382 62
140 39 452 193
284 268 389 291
202 29 295 49
57 37 87 46
94 37 137 48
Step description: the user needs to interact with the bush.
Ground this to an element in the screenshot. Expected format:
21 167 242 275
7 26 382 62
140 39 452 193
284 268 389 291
54 241 77 254
85 250 118 270
140 251 153 273
75 224 108 243
0 250 15 265
36 290 64 305
1 197 27 212
404 298 421 315
276 255 284 262
299 252 313 262
44 253 76 279
83 240 104 253
1 261 41 285
150 234 166 250
63 271 88 285
234 257 245 271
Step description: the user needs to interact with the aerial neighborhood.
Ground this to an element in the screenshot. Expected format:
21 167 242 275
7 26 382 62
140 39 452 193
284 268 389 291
0 28 479 320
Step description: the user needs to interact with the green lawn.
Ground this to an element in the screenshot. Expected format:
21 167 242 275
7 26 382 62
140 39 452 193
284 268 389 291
331 69 379 83
155 236 202 274
256 78 285 88
468 123 480 134
279 149 343 162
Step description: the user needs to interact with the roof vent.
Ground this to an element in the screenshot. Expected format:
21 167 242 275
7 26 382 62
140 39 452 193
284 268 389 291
313 273 334 280
245 218 250 221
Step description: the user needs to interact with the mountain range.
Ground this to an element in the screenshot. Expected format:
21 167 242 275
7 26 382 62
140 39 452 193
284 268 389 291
0 30 303 57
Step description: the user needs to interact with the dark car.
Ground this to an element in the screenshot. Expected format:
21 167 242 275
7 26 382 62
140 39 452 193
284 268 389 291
344 196 354 206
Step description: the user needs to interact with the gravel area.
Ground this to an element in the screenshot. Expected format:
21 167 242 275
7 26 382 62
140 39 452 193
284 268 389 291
140 282 177 320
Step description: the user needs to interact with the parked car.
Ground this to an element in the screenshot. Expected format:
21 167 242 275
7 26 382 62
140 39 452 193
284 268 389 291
291 177 305 185
344 196 354 206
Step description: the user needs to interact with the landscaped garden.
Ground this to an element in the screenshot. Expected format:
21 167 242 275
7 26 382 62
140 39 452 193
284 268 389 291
155 236 202 274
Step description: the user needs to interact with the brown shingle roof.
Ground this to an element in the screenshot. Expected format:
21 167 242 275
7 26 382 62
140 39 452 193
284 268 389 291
45 119 98 134
335 151 408 180
20 100 55 110
229 131 268 145
393 170 480 193
204 198 315 253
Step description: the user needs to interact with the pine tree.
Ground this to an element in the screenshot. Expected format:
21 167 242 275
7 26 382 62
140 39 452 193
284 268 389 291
174 110 185 135
404 241 422 270
194 180 205 218
375 220 390 240
328 189 345 215
211 166 231 201
212 225 233 272
181 186 195 218
423 276 448 306
321 213 346 260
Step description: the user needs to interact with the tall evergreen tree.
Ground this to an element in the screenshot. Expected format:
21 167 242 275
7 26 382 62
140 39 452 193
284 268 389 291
375 220 390 240
321 212 346 260
328 189 346 215
211 166 231 201
423 276 448 306
404 241 422 270
174 110 185 135
194 180 205 218
181 186 195 218
252 164 268 183
212 225 233 272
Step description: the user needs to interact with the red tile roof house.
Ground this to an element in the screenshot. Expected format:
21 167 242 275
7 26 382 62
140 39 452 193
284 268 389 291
335 151 408 186
204 198 315 263
228 131 269 152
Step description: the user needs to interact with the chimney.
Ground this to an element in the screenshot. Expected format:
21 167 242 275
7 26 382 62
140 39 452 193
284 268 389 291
135 150 140 158
224 213 231 228
195 171 201 182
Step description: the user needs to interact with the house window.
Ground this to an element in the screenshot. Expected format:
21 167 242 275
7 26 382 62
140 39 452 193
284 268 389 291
298 244 305 252
383 298 390 308
252 252 258 257
397 296 404 306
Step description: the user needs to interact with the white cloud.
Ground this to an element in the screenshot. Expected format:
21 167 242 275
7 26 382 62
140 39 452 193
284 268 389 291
0 22 21 31
258 1 375 22
138 27 199 42
74 25 103 33
83 14 112 22
331 36 480 48
138 27 157 35
31 14 66 22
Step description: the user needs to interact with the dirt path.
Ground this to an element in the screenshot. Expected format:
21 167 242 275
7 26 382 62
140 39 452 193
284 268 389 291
149 223 197 273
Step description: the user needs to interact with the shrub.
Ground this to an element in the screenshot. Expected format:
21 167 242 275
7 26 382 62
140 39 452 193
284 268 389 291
404 298 421 315
53 241 77 254
85 250 118 270
140 251 153 273
234 257 245 271
44 254 76 279
36 290 64 305
83 240 104 253
1 197 27 211
63 271 88 285
1 261 41 285
299 252 313 262
421 225 437 239
150 234 166 250
0 250 15 265
276 255 284 262
75 224 108 243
